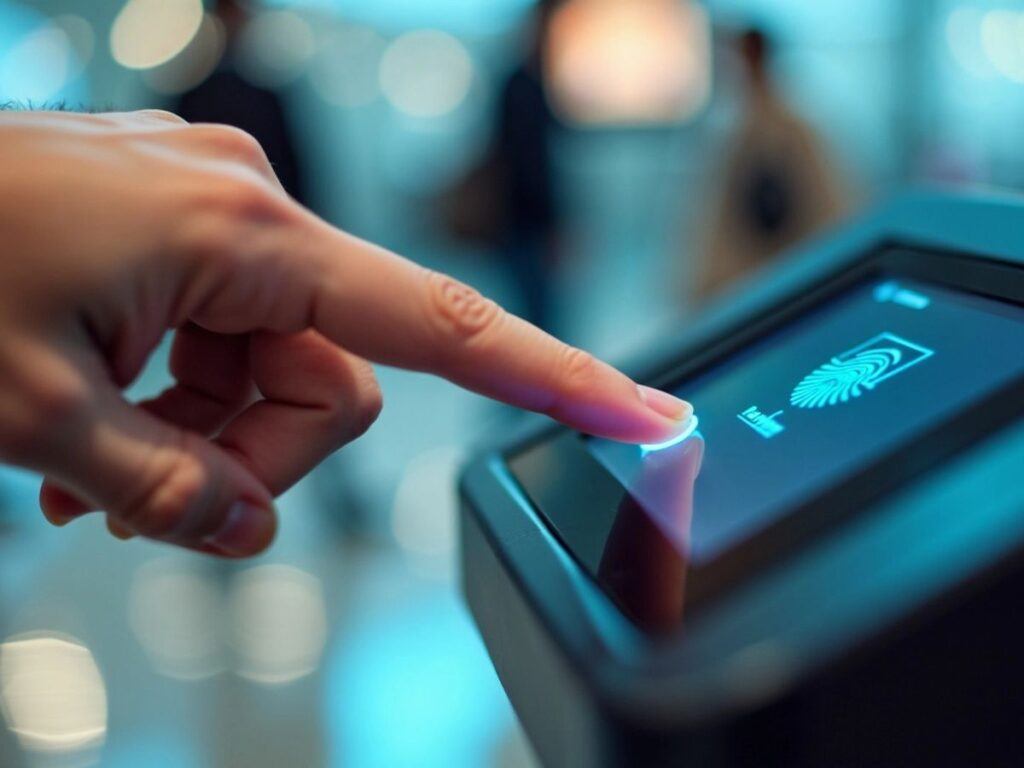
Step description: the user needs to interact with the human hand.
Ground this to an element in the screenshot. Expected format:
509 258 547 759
0 110 692 557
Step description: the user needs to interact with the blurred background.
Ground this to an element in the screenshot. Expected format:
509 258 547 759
1 0 1023 765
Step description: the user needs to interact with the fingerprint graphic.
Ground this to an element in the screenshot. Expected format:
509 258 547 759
790 347 903 409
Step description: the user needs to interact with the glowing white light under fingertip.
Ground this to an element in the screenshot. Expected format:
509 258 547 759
641 415 699 454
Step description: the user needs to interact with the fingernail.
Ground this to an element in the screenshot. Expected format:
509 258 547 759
638 385 693 422
204 500 276 557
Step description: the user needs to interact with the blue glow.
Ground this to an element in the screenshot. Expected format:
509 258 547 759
324 587 514 768
641 415 699 454
874 281 932 310
791 332 935 409
737 406 786 439
0 2 90 104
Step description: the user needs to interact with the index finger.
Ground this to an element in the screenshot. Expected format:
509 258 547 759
300 225 694 444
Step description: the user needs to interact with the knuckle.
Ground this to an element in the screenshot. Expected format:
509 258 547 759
212 176 282 223
174 214 244 282
203 125 268 167
123 440 212 538
425 271 503 349
177 177 283 261
558 346 599 393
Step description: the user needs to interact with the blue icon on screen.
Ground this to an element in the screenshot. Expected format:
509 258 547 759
874 281 932 310
737 406 786 439
791 332 934 409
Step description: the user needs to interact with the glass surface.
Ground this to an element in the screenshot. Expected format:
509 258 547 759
589 278 1024 565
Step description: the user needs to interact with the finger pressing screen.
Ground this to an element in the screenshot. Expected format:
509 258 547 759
300 225 694 444
190 213 694 445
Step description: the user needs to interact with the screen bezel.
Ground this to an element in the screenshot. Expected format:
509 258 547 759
506 245 1024 631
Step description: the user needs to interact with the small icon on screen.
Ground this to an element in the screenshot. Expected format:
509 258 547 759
791 332 934 409
737 406 786 439
874 281 931 310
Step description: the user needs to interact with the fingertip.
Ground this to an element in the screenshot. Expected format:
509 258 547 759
556 377 695 444
201 500 277 558
637 385 693 423
644 413 698 445
610 412 698 445
629 386 696 445
39 481 92 526
106 516 137 540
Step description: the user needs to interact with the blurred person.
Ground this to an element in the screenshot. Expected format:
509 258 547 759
493 0 563 332
0 108 693 558
172 0 308 205
696 27 847 301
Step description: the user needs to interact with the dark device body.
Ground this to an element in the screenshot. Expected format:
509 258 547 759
459 193 1024 767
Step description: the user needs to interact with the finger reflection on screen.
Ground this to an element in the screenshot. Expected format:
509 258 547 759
597 434 704 633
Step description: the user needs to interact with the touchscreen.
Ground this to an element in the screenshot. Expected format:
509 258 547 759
589 277 1024 565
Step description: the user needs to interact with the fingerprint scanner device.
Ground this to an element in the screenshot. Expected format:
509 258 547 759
459 194 1024 767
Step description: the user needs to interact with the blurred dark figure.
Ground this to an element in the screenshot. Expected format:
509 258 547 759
173 0 307 205
493 2 562 332
697 28 846 301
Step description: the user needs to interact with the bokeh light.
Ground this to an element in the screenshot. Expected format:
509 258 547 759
0 22 74 102
980 9 1024 83
946 6 1024 84
143 12 226 95
390 446 462 578
309 24 386 108
110 0 204 70
53 14 94 73
234 9 316 88
379 30 474 118
229 564 327 686
946 7 995 80
0 632 107 756
546 0 711 124
128 559 225 681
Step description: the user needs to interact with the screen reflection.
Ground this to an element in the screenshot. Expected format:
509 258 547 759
596 434 703 633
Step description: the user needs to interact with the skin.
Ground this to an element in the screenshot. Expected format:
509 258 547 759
0 110 693 558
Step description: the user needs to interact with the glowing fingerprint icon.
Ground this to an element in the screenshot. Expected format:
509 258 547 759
791 348 902 408
791 332 934 409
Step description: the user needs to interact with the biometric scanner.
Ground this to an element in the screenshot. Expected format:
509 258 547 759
459 193 1024 768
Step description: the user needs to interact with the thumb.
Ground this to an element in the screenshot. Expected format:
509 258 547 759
44 381 276 557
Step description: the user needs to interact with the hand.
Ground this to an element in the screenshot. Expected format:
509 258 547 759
0 110 693 557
